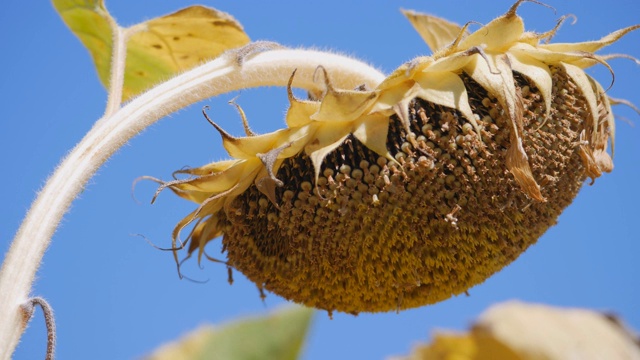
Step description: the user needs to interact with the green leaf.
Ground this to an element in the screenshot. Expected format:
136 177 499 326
145 306 315 360
52 0 250 101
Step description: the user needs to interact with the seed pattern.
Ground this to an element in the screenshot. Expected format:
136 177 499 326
219 67 591 313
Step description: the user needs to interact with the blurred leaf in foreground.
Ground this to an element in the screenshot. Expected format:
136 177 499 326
145 306 314 360
52 0 250 101
395 301 640 360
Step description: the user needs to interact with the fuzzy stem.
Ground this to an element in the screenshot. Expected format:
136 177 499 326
103 23 147 116
0 48 385 359
103 23 126 116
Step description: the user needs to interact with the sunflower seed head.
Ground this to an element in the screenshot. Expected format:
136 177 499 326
151 2 638 313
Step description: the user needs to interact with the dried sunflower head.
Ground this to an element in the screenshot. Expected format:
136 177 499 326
152 1 638 314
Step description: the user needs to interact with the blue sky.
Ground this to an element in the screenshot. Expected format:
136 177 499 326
1 0 639 359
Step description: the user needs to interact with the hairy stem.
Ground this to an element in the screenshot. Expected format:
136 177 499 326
103 22 147 117
103 22 126 116
0 47 385 359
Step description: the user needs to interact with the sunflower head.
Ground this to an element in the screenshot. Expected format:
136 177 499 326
152 1 638 314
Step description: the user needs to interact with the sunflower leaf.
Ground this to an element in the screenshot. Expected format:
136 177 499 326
52 1 250 101
145 306 314 360
52 0 114 91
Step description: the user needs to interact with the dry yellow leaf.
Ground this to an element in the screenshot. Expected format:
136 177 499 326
53 0 250 101
123 6 250 100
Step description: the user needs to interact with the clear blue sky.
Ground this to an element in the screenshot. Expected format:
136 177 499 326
1 0 639 359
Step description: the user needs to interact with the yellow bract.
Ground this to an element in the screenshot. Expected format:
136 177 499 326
382 0 638 199
401 9 468 53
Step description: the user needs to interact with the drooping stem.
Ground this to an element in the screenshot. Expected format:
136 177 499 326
0 48 385 359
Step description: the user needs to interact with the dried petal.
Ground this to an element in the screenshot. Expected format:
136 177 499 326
401 9 466 53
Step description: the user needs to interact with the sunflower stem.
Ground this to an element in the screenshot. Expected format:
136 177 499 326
103 22 147 117
103 22 127 117
0 47 384 359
